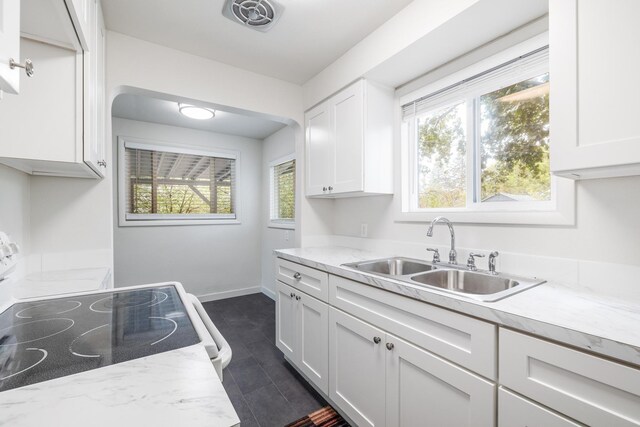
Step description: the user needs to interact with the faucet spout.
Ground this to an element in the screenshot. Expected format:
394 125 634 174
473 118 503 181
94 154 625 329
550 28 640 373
427 216 457 264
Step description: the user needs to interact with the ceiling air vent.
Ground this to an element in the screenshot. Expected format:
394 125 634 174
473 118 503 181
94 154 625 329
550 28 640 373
222 0 283 32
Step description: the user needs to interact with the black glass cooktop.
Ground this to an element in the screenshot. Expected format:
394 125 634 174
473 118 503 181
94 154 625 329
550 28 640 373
0 285 200 392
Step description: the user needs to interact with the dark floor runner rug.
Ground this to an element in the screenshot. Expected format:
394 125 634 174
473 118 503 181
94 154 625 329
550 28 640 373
285 406 350 427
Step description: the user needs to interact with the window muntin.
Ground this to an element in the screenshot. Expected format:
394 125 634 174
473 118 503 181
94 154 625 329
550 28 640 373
270 156 295 227
404 47 553 213
120 140 237 224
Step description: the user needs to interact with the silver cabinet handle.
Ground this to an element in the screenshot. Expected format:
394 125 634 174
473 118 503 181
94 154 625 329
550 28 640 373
290 292 295 298
322 187 327 192
373 336 381 344
295 295 301 301
386 342 394 351
328 186 333 191
293 272 302 280
97 160 107 168
9 58 34 77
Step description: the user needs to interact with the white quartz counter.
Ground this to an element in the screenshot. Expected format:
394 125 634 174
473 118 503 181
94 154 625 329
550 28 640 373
275 246 640 367
0 343 240 427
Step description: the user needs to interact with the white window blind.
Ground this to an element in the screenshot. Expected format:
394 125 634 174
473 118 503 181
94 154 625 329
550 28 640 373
270 157 295 224
123 143 236 221
402 46 549 120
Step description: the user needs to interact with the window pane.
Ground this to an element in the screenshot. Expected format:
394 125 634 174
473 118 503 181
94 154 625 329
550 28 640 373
125 147 236 217
479 73 551 203
272 159 295 220
417 102 467 209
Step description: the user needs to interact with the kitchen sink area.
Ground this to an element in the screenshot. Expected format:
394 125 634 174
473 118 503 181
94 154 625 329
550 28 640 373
342 257 545 302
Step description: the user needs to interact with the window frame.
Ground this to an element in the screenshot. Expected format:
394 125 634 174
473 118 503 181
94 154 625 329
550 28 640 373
395 34 575 225
268 153 296 230
117 136 241 227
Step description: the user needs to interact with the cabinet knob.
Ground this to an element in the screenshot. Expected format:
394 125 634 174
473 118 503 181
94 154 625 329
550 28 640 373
373 336 381 344
328 186 333 191
97 160 107 168
9 58 34 77
295 295 301 301
386 342 394 351
293 272 302 280
290 292 295 298
322 187 327 192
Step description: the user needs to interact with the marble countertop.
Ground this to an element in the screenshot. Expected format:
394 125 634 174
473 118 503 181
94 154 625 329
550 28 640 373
275 246 640 367
0 344 240 427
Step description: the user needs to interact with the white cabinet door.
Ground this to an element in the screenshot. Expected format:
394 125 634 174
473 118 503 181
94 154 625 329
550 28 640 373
305 101 333 196
83 0 105 176
386 335 495 427
329 307 386 427
331 80 363 194
550 0 640 179
0 38 80 163
0 0 20 94
498 388 581 427
297 292 329 394
276 281 297 361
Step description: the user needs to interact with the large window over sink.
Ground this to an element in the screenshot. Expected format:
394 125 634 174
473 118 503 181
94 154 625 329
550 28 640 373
399 38 574 225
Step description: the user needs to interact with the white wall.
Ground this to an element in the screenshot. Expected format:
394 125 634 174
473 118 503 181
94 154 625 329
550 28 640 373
0 165 30 281
261 126 296 298
112 118 263 299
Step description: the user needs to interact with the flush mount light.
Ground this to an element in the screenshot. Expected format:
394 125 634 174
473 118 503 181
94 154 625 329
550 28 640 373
178 103 215 120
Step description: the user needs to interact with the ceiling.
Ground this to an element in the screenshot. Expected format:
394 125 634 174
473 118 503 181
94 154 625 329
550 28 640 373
112 94 287 139
101 0 414 84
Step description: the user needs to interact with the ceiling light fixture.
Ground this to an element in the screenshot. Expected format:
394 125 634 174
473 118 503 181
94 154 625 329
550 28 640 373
178 103 215 120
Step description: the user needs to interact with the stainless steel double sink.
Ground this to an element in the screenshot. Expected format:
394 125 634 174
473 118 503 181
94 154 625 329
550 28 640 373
342 257 544 302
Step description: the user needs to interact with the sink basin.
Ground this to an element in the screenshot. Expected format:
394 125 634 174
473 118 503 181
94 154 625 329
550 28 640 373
409 270 544 302
410 270 518 295
343 257 435 276
342 257 544 302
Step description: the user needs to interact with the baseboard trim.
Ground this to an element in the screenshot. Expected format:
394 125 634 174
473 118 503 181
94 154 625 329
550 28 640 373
196 286 261 302
261 286 276 300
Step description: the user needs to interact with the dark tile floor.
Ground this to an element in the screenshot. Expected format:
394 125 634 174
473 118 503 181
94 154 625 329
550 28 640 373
203 293 327 427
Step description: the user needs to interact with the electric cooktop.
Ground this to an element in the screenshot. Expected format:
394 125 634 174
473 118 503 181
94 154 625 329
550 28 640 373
0 285 200 392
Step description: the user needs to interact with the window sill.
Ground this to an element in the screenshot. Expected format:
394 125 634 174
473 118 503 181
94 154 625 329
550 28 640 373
119 218 241 227
268 221 295 230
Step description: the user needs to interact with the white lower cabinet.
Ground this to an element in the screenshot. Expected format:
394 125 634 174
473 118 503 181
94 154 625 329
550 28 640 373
276 281 329 394
328 307 495 427
329 307 386 427
498 388 581 427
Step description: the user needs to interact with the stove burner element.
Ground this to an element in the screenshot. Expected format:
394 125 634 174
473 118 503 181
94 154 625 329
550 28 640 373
89 291 159 313
15 301 82 319
149 291 168 307
0 348 48 381
69 317 178 358
0 318 75 346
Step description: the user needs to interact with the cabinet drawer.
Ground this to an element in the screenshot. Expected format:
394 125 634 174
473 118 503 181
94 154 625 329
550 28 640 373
276 258 329 302
329 275 497 379
499 388 581 427
500 328 640 426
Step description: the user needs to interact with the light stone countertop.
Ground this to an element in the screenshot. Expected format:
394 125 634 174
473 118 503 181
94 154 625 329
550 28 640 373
0 344 240 427
275 246 640 367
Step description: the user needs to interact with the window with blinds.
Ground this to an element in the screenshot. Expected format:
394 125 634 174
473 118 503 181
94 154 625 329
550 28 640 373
269 156 295 227
119 140 237 224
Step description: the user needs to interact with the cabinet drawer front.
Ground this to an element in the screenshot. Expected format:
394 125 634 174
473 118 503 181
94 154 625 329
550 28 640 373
387 335 495 427
276 258 329 301
329 275 497 379
500 329 640 427
498 388 581 427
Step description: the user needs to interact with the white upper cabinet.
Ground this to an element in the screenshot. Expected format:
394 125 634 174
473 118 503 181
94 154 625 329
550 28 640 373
550 0 640 179
0 0 21 94
0 0 106 178
305 79 394 197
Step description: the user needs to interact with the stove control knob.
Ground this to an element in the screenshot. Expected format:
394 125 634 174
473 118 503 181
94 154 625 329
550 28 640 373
0 245 11 261
8 243 19 256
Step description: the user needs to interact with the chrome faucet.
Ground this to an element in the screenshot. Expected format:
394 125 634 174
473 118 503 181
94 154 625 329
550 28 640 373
427 216 457 264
